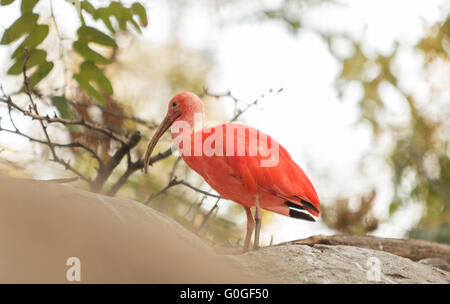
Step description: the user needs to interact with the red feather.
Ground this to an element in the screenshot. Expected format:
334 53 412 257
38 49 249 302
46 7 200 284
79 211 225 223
182 124 320 219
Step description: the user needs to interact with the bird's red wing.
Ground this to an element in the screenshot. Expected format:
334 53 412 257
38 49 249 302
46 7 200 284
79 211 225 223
222 125 321 217
273 147 321 216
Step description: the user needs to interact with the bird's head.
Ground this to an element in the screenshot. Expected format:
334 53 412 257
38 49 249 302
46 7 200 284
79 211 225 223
166 91 203 125
143 91 203 173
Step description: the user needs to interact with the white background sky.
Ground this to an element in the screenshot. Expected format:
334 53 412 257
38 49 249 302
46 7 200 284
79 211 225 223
0 0 448 244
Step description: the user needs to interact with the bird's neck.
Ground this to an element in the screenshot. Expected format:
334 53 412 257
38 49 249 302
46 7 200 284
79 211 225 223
170 112 203 140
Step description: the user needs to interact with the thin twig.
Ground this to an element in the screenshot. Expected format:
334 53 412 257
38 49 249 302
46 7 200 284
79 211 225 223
169 156 182 180
23 48 57 159
177 179 221 199
201 87 283 122
91 131 142 192
0 95 127 144
144 177 180 204
49 0 69 94
145 176 222 205
230 98 258 122
20 48 92 184
198 197 221 231
200 88 240 118
70 100 158 129
183 194 207 218
0 126 103 165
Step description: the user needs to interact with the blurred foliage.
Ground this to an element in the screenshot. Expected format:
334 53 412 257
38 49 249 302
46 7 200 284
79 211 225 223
409 223 450 244
262 0 336 33
1 0 53 89
1 0 146 103
322 190 379 235
0 0 249 247
1 0 449 247
260 0 450 243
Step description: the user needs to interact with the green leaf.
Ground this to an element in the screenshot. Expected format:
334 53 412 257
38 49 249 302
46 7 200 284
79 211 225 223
74 26 117 65
21 0 39 13
20 60 54 90
442 17 450 36
11 24 49 58
74 61 113 105
7 48 46 75
73 40 111 64
77 26 117 47
51 96 74 119
74 74 106 106
389 199 402 215
131 3 147 27
0 13 38 44
90 1 147 34
80 61 113 94
109 2 130 31
1 0 16 5
129 18 141 33
80 1 96 15
95 8 115 33
51 96 82 132
27 61 53 89
339 44 369 81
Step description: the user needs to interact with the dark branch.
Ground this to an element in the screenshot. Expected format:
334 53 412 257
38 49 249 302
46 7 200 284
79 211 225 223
197 197 221 232
107 148 174 196
70 100 158 129
17 49 92 184
91 131 142 192
0 126 103 166
145 176 222 205
22 48 57 160
0 94 127 144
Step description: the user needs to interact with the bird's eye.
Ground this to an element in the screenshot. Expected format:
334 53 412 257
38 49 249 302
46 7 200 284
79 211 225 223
172 102 177 107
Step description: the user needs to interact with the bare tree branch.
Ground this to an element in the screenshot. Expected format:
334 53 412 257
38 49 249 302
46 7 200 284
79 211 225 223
145 176 222 205
0 95 127 144
106 159 141 196
107 146 174 196
69 100 158 129
200 88 240 118
12 49 92 184
197 197 221 232
176 179 222 199
201 87 282 122
0 125 103 166
91 131 142 192
144 177 180 204
22 48 57 160
169 156 182 180
0 89 175 193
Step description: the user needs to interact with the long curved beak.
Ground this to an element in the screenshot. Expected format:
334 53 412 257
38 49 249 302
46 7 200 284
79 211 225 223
143 113 173 173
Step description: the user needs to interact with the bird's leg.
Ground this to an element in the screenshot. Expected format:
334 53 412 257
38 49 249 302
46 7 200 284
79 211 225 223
243 206 254 253
253 195 262 250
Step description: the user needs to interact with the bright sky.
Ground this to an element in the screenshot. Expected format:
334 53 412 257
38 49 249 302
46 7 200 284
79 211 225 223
139 0 448 243
0 0 448 244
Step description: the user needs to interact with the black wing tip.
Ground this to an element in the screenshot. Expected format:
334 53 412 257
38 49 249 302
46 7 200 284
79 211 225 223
285 200 319 215
300 199 320 213
285 201 305 210
288 208 316 222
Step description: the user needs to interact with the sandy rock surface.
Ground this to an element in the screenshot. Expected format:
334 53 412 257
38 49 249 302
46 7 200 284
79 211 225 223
0 176 448 283
233 245 450 283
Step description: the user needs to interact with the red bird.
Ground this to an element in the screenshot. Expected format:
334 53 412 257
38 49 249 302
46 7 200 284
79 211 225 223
144 92 320 251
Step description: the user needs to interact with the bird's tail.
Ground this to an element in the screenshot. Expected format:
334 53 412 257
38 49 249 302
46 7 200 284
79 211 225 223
276 194 320 217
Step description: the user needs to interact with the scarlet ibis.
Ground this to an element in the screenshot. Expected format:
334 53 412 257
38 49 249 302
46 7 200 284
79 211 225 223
144 92 320 251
